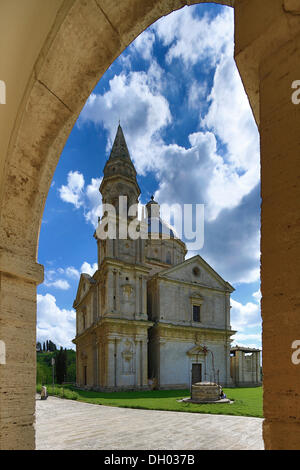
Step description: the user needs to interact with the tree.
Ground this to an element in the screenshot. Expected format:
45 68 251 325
49 340 57 352
55 347 67 384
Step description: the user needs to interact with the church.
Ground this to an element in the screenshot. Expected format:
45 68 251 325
73 124 237 390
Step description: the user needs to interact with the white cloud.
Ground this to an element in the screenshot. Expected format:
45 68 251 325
188 80 207 110
37 294 76 349
81 261 98 277
230 293 262 348
152 6 260 221
84 177 102 227
44 268 71 290
154 6 233 67
44 279 71 290
230 297 261 332
65 266 80 280
233 333 261 343
45 261 98 286
59 171 85 208
131 30 155 61
58 173 102 228
202 49 260 191
79 64 171 174
252 289 261 303
58 266 80 280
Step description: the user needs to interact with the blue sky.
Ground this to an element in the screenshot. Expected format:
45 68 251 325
37 4 261 350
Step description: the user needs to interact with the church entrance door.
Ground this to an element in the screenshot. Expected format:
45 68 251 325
192 363 202 384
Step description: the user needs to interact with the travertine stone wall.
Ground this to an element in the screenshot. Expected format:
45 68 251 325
234 0 300 450
260 32 300 451
0 264 43 449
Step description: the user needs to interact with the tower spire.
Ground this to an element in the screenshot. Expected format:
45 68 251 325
100 123 141 203
109 123 132 161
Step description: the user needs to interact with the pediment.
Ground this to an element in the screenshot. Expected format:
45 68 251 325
187 345 208 357
157 255 234 292
73 273 95 307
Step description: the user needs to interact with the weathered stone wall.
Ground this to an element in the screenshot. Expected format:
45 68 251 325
150 325 232 388
75 319 151 390
0 271 41 449
157 278 228 328
191 383 221 402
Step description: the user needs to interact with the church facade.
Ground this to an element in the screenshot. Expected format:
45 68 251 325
73 125 236 390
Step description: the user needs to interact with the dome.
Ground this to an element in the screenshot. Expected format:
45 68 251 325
147 217 179 239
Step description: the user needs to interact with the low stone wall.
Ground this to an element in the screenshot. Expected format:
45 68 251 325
191 382 221 402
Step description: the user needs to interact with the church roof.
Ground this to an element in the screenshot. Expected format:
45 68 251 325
109 124 132 161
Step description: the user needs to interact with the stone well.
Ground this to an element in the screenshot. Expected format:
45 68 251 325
191 382 222 403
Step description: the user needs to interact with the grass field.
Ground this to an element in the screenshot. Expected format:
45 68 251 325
36 384 263 418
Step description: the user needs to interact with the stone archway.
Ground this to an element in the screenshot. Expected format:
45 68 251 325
0 0 300 450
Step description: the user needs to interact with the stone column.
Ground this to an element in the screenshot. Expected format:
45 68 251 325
235 0 300 448
135 276 139 318
115 270 120 313
142 277 147 316
256 351 261 384
142 339 148 387
76 348 79 386
0 253 43 450
252 353 256 384
237 350 243 385
224 339 233 386
106 339 115 388
93 335 98 388
134 339 141 387
259 31 300 450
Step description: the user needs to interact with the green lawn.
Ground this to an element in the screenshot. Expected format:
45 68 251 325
37 384 263 418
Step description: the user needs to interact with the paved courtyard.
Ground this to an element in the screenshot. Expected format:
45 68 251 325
35 396 264 450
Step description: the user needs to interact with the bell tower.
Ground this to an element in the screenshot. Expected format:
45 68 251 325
100 124 140 212
96 124 143 265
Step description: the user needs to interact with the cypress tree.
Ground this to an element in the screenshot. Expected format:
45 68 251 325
56 347 67 384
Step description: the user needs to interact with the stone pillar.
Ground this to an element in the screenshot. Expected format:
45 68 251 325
135 276 139 318
259 29 300 450
142 277 147 316
139 276 143 315
98 341 102 387
235 1 300 444
142 339 148 387
256 351 260 384
93 335 98 388
237 350 243 385
105 271 113 315
116 270 120 313
76 348 79 386
224 339 233 386
135 339 141 387
106 339 115 388
252 353 256 384
0 253 43 450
